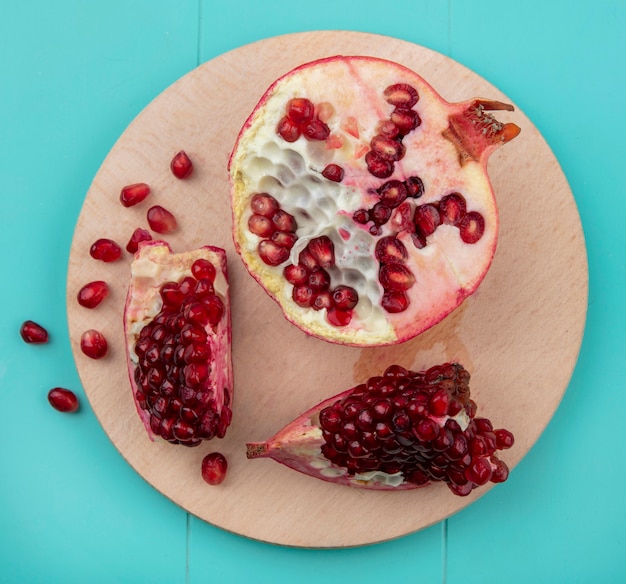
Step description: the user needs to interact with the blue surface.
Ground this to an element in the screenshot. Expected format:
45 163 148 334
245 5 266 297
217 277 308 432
1 1 624 582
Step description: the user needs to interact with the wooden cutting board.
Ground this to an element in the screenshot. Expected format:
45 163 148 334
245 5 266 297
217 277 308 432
66 31 588 548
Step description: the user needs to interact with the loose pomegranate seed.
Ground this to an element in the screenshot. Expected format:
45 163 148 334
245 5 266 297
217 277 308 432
48 387 79 413
77 281 109 309
250 193 280 217
201 452 228 485
286 97 315 124
383 83 419 108
459 211 485 244
126 228 152 253
147 205 177 234
277 116 301 142
306 236 335 268
80 329 108 359
439 193 467 225
414 204 442 238
120 182 151 207
90 238 122 262
20 320 49 343
321 163 344 182
170 150 193 179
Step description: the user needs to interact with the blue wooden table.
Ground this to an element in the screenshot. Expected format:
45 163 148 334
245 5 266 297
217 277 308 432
1 1 624 582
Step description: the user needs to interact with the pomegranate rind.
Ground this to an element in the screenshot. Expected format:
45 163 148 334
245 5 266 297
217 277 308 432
229 56 519 346
123 240 233 442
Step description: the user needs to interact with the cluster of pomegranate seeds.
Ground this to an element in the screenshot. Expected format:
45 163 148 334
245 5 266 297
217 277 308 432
201 452 228 485
170 150 194 179
48 387 80 413
132 258 232 446
80 329 108 359
147 205 178 234
90 238 122 262
318 363 513 496
77 281 109 309
375 237 415 313
20 320 49 344
120 182 151 207
365 84 421 179
282 236 359 327
126 227 153 253
248 193 298 267
277 97 330 143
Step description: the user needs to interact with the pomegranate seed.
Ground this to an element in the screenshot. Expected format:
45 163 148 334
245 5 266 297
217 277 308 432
204 295 224 327
201 452 228 485
286 97 314 124
379 264 415 292
248 214 274 237
306 236 335 268
352 209 369 224
20 320 49 344
77 281 109 309
465 457 492 486
404 176 425 198
80 329 108 359
271 231 298 249
277 116 301 142
283 264 308 285
191 259 216 282
459 211 485 244
369 202 392 226
258 240 290 266
494 428 515 449
377 120 400 139
170 150 193 179
377 180 407 208
370 135 405 161
120 182 151 207
272 210 297 233
126 227 152 253
48 387 79 413
250 193 280 217
390 108 421 134
326 307 352 327
293 285 315 307
375 236 408 264
383 83 419 108
365 151 394 178
381 291 409 313
90 238 122 262
331 286 358 310
313 291 333 311
414 204 441 237
490 458 510 483
321 163 344 182
308 267 331 291
147 205 178 234
302 119 330 141
439 193 467 225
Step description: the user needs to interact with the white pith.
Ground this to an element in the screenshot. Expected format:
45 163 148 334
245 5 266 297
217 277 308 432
230 57 499 346
124 241 232 440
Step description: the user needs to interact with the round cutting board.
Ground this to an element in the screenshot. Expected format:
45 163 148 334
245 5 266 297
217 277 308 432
67 31 588 548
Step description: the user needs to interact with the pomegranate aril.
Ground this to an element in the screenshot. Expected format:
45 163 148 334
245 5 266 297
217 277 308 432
120 182 151 207
379 263 415 292
77 281 109 309
277 116 301 142
191 258 216 282
326 307 352 327
404 176 425 198
313 291 333 311
258 239 290 266
293 285 315 307
250 193 280 217
303 119 330 141
490 458 510 483
384 83 419 108
369 202 392 226
494 428 515 449
370 135 405 161
414 204 442 237
170 150 193 179
321 163 344 182
331 286 358 310
80 329 108 359
284 264 308 285
286 97 315 124
375 236 408 264
439 193 467 225
204 295 224 327
377 180 407 208
201 452 228 485
248 214 274 237
48 387 79 413
381 291 410 313
20 320 49 344
390 107 421 134
271 231 298 249
459 211 485 244
90 238 122 262
126 227 152 254
307 236 335 268
272 210 297 233
147 205 177 234
365 151 394 178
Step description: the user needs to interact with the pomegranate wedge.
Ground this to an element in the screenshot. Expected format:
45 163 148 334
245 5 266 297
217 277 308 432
124 241 233 446
247 363 514 496
229 56 520 346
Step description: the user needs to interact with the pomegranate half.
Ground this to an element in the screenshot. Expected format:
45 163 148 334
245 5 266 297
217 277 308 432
229 56 520 346
247 363 514 496
124 241 233 446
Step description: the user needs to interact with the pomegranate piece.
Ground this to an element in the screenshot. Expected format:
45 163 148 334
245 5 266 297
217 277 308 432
229 56 520 346
80 329 108 359
77 281 109 309
126 227 152 254
170 150 193 179
20 320 49 344
90 238 122 262
247 363 514 495
120 182 151 207
201 452 228 485
48 387 79 413
147 205 178 234
124 241 233 446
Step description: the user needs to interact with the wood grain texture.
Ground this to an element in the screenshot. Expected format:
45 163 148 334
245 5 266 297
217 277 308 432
66 31 587 548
